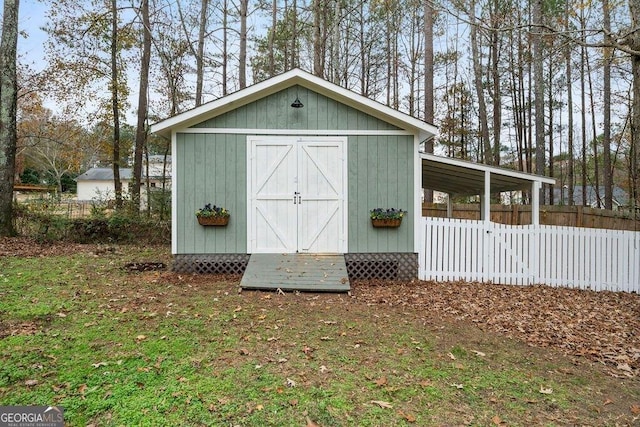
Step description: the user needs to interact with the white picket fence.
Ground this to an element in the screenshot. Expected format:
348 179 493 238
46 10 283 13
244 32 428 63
420 217 640 293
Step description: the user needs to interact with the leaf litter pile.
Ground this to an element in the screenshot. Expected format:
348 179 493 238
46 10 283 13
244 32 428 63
352 279 640 378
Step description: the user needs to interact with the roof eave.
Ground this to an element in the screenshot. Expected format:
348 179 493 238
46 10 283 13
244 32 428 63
421 153 556 186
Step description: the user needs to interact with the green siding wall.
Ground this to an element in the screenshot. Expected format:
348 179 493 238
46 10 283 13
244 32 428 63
177 86 414 255
176 133 247 254
192 86 400 131
347 135 414 252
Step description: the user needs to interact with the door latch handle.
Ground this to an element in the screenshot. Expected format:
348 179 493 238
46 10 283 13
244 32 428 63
298 195 301 204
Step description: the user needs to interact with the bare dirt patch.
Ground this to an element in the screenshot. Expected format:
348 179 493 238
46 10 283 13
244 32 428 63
0 237 99 257
0 320 42 339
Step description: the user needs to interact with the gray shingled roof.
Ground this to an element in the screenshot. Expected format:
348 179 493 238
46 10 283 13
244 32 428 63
76 168 133 181
552 185 629 206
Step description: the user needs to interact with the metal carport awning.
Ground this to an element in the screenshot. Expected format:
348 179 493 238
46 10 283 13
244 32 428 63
420 153 556 224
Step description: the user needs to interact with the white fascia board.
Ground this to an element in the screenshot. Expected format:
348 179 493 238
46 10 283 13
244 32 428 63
420 153 556 185
151 68 438 140
294 71 438 137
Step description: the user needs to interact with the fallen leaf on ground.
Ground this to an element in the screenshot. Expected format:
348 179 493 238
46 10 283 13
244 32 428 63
472 350 486 357
539 386 553 394
24 379 38 386
374 377 387 386
371 400 393 409
398 410 416 422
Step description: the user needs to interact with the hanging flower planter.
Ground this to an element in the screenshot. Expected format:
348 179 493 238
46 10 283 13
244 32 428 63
196 204 230 227
371 218 402 228
197 215 229 226
370 208 406 228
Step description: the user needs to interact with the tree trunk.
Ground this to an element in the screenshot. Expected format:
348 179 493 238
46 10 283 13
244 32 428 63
630 0 640 209
359 1 367 96
423 0 434 203
239 0 247 89
490 0 501 166
268 0 276 77
291 0 297 69
195 0 208 106
312 0 323 77
586 53 600 207
111 0 122 208
580 14 587 206
533 0 546 193
0 0 19 236
602 0 613 209
424 1 434 127
491 34 501 166
547 60 554 204
566 0 574 205
222 0 228 95
132 0 151 213
469 0 491 164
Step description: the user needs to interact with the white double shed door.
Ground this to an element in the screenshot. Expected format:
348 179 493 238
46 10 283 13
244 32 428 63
248 136 347 254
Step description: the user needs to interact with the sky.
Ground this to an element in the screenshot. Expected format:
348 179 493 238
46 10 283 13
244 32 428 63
14 0 144 124
17 0 48 72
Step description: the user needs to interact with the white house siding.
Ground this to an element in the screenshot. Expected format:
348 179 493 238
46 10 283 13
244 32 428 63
76 179 129 201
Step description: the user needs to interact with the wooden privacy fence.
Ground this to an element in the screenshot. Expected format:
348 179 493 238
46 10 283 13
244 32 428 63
420 217 640 293
422 203 640 232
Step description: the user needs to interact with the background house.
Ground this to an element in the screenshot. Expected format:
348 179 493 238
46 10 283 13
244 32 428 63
76 167 132 201
76 156 171 206
553 185 629 209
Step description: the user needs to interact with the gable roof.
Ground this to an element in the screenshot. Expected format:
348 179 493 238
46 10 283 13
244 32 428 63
76 167 132 181
150 68 438 141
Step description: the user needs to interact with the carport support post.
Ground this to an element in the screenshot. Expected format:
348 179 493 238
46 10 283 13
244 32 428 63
531 180 540 225
447 193 453 218
530 180 541 284
481 170 491 222
481 170 491 282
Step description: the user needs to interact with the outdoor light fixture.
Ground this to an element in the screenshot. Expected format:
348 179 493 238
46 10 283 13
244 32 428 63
291 96 304 108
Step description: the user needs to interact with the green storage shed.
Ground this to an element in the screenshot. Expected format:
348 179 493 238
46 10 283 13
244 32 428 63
151 68 438 281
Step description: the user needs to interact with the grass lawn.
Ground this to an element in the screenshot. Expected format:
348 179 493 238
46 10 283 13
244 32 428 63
0 242 638 426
